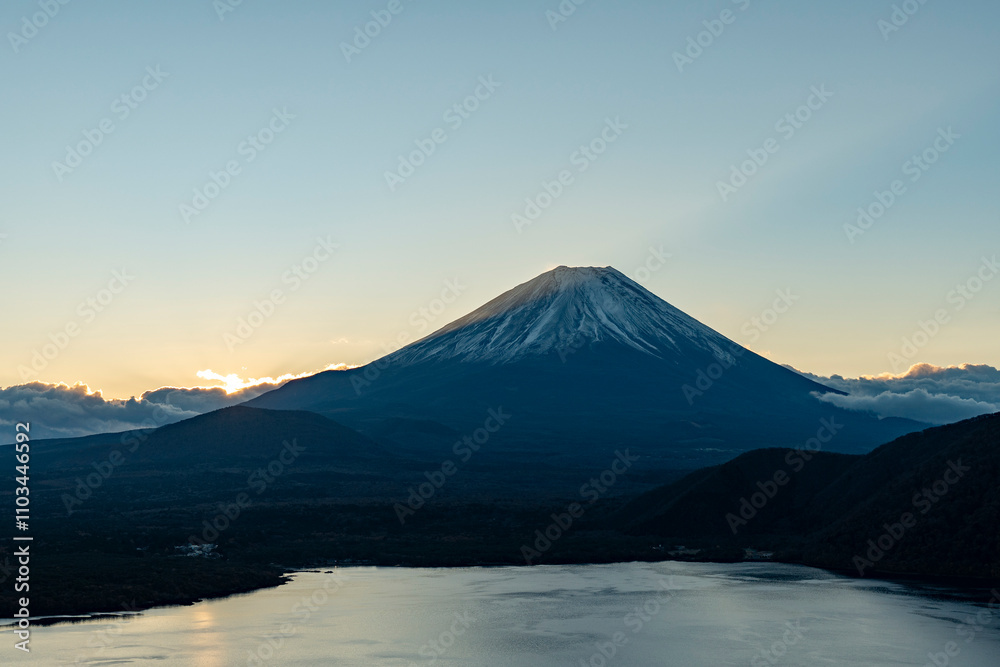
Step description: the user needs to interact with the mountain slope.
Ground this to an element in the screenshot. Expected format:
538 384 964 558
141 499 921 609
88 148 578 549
386 265 758 366
802 412 1000 578
22 406 406 511
249 266 923 469
619 448 859 537
618 412 1000 579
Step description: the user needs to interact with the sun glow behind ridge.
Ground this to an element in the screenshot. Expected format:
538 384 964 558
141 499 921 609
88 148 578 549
195 364 356 394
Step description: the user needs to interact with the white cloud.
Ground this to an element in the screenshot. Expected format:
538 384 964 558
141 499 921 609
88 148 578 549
194 363 353 394
7 360 996 441
0 382 197 440
798 363 1000 425
0 364 355 440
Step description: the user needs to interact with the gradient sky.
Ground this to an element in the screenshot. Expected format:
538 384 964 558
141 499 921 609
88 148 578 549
2 0 998 399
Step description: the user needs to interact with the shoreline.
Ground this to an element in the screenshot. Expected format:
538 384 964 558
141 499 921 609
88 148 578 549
9 557 999 629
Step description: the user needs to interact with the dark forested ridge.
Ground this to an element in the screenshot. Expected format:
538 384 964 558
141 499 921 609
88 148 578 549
1 407 996 620
619 412 1000 580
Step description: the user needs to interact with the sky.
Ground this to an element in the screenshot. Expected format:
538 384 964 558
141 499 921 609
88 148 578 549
2 0 999 408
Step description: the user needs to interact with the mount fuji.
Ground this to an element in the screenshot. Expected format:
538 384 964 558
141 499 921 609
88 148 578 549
248 266 923 469
384 265 742 366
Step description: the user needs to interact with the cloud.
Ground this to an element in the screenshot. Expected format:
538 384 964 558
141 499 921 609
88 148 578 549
0 364 355 441
797 363 1000 425
815 389 998 426
0 382 198 441
7 360 995 440
193 364 353 394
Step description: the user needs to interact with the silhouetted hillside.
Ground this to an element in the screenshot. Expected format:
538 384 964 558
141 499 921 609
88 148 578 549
620 448 858 537
619 413 1000 579
802 412 1000 579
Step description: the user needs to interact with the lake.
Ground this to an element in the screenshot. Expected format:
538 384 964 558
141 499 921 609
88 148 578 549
8 562 1000 665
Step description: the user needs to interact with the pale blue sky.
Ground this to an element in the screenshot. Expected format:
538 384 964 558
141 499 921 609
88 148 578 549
2 0 998 397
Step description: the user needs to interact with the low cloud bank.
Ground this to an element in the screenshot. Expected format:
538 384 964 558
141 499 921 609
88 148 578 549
0 364 353 440
799 363 1000 425
5 361 995 440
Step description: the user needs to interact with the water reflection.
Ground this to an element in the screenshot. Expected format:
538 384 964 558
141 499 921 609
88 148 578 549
7 563 1000 666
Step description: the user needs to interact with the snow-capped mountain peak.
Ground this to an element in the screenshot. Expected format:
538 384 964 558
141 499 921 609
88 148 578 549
386 266 740 366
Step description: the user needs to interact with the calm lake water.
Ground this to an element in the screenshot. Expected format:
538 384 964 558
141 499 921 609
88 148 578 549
8 562 1000 666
